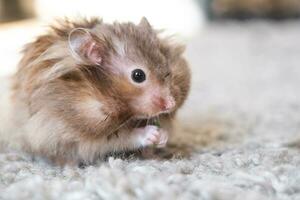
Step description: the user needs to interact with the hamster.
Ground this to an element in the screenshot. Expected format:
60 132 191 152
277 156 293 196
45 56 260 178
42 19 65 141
7 17 190 165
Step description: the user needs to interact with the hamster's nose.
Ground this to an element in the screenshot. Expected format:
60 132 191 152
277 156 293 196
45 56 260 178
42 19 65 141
154 96 175 111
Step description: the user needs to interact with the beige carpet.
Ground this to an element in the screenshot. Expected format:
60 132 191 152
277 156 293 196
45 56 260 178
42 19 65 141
1 21 300 200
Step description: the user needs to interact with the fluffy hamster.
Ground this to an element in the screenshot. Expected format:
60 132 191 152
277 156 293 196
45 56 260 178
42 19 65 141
9 17 190 165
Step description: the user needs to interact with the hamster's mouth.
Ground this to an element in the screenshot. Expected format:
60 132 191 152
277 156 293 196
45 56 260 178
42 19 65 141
134 113 161 121
134 109 172 120
131 110 172 127
130 116 161 128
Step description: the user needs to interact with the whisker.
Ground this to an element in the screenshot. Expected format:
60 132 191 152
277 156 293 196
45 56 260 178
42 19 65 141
146 116 150 127
122 118 131 133
157 115 161 127
107 116 133 136
133 119 143 129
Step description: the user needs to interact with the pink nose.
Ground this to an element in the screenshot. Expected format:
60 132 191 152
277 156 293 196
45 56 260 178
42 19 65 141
154 96 175 111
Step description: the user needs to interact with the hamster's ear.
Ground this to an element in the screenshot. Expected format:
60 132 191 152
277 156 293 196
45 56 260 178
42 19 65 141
139 17 152 29
68 28 105 65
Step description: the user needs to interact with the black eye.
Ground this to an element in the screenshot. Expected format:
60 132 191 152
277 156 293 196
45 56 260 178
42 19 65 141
131 69 146 83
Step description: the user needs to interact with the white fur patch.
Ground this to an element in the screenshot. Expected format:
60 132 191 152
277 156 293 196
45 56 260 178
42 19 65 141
78 98 106 121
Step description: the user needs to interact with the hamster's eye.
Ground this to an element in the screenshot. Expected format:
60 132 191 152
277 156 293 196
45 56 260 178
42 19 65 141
131 69 146 83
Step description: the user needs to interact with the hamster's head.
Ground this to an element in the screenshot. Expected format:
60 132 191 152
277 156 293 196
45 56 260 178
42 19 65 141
68 18 187 119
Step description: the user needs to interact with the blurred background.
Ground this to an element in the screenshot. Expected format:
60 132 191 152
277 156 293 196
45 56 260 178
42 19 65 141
0 0 299 76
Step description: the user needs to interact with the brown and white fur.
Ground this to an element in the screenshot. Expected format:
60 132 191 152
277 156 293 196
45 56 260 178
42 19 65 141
3 17 190 165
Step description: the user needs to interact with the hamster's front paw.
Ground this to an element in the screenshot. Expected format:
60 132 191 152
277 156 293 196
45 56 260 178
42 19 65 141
136 125 168 148
156 129 168 148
